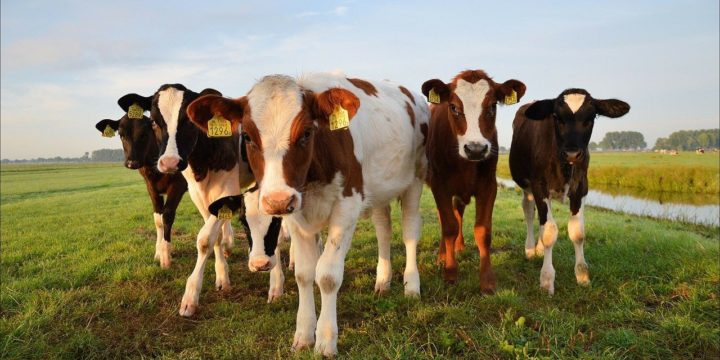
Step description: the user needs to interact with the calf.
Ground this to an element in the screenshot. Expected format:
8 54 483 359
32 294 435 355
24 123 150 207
509 89 630 294
187 73 429 356
95 108 187 269
421 70 526 292
119 85 285 314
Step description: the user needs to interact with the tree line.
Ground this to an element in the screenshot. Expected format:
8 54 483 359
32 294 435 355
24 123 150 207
653 129 719 151
1 149 125 164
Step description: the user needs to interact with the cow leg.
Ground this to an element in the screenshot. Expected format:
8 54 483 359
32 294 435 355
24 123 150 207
153 213 166 266
314 196 362 357
214 221 232 292
400 179 422 297
522 190 538 259
569 196 589 285
372 204 392 294
268 245 285 303
432 188 460 283
474 182 497 294
220 219 234 258
536 198 557 294
453 197 466 253
159 187 183 269
179 216 222 317
291 225 320 351
283 224 295 271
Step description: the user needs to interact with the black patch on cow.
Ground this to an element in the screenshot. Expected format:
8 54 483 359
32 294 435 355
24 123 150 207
208 195 242 216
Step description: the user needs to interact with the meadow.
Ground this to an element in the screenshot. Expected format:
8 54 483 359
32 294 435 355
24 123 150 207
1 162 718 359
497 151 720 194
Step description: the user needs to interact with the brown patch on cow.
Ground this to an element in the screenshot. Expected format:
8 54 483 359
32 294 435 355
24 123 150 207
420 123 428 146
314 88 360 122
453 69 492 85
188 95 246 134
399 86 415 104
405 102 416 127
347 78 378 97
241 117 265 182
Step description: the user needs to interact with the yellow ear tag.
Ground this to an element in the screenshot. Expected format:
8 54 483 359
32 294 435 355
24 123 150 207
329 106 349 131
218 204 233 220
127 103 144 119
504 90 518 105
207 115 232 138
428 88 441 104
102 124 116 138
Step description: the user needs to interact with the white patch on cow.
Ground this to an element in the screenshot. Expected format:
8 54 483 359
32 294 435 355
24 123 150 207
244 189 278 271
564 94 586 113
521 192 536 259
157 87 185 165
568 200 590 285
540 198 557 294
247 76 304 207
454 79 492 159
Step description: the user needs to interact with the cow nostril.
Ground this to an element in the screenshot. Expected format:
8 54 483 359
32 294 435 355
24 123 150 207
463 144 472 153
481 145 489 153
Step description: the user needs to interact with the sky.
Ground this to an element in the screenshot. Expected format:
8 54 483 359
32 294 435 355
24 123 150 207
1 0 718 159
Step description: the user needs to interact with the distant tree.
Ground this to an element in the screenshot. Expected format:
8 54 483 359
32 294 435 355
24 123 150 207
599 131 646 150
654 129 720 150
589 141 598 151
91 149 124 162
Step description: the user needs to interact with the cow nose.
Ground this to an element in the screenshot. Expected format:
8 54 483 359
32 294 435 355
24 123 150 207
158 156 180 173
463 142 489 160
249 255 271 272
261 191 297 215
564 149 582 163
125 160 140 169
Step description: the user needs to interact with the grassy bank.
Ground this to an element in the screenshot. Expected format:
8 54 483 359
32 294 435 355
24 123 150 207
1 164 718 359
497 152 720 194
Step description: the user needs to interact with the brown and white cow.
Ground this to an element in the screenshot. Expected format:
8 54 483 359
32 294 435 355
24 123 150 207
421 70 526 293
95 104 187 269
188 73 428 356
509 89 630 294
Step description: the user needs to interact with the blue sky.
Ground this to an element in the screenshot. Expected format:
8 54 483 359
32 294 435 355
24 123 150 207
1 0 718 159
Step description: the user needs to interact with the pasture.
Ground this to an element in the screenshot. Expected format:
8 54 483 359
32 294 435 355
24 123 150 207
497 151 720 194
1 163 718 359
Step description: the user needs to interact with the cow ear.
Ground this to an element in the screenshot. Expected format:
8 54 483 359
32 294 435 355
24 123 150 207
594 99 630 118
118 93 152 113
524 100 554 120
199 88 222 97
421 79 451 103
95 119 119 133
310 88 360 126
187 95 245 133
495 79 526 105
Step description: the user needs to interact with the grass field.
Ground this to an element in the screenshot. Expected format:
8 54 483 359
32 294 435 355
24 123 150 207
496 151 720 194
1 163 719 359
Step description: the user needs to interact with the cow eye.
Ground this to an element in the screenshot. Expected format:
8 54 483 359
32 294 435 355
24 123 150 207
449 104 460 116
487 104 496 117
298 128 312 147
242 132 252 144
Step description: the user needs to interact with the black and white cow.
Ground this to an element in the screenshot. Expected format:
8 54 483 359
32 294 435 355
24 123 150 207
95 106 187 269
509 88 630 294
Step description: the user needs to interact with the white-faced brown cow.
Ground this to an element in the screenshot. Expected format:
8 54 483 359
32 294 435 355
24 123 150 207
509 88 630 294
187 73 428 356
95 106 187 269
421 70 526 293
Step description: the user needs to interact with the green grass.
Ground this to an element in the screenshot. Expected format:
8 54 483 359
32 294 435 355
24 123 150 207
2 163 719 359
497 152 720 194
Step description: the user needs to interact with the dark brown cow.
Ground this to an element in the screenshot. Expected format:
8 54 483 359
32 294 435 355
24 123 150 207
95 109 187 269
509 89 629 294
421 70 526 292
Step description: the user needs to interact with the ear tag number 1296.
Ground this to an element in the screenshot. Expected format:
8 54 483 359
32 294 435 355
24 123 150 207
329 106 349 131
208 115 232 138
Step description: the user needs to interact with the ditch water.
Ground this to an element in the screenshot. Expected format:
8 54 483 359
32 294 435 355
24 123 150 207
496 178 720 227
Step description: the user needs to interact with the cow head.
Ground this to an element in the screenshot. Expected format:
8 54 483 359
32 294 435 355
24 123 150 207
119 85 222 174
525 89 630 164
238 189 283 272
95 111 158 170
187 75 360 216
422 70 526 161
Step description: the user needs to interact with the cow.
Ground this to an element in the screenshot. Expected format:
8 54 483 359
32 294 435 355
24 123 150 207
118 84 286 314
187 73 429 356
421 70 526 293
95 108 187 269
509 88 630 294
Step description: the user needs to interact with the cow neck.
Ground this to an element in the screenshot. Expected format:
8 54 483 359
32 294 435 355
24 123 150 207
304 125 363 198
188 133 240 182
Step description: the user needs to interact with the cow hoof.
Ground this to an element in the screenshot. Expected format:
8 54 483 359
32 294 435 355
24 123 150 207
314 337 338 357
374 281 391 295
540 268 555 295
179 300 198 317
403 271 420 297
292 332 314 352
575 263 590 286
215 279 231 293
267 286 283 303
534 240 545 257
524 248 536 259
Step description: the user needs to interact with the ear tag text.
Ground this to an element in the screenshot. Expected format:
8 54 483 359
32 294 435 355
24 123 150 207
218 205 233 220
329 106 349 131
127 103 144 119
207 115 232 138
102 125 116 138
504 90 518 105
428 88 441 104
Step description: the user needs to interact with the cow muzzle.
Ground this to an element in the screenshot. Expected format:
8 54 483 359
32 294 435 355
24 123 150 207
157 155 181 173
463 142 490 161
125 160 141 169
248 254 274 272
261 191 298 215
564 149 583 164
